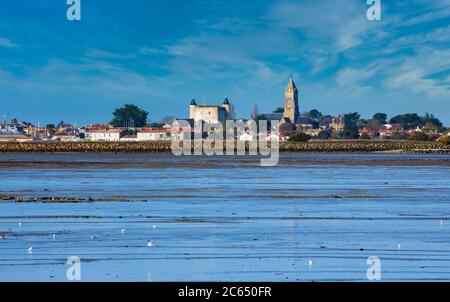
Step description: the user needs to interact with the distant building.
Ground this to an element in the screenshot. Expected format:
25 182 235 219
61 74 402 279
331 115 345 132
85 129 124 142
189 98 233 124
304 129 321 137
379 124 405 139
52 133 82 142
137 129 171 141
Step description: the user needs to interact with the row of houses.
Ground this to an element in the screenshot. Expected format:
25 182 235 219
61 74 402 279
0 121 173 142
359 124 444 139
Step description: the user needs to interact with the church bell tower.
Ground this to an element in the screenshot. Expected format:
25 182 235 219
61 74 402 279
283 78 299 124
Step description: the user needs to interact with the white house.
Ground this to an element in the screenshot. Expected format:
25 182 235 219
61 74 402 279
85 129 124 142
137 129 171 141
52 133 82 142
239 132 255 142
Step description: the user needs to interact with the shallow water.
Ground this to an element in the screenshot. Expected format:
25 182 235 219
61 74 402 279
0 153 449 281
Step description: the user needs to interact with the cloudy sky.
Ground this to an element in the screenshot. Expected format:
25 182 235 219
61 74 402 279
0 0 449 125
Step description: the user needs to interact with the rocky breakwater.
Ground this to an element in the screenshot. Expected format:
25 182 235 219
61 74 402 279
0 140 448 153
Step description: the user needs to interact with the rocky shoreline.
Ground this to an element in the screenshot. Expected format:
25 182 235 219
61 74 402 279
0 141 448 154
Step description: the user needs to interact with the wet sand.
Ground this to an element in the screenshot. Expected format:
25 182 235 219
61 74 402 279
0 153 450 281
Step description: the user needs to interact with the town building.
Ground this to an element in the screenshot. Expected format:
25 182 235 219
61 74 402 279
85 129 124 142
137 129 171 141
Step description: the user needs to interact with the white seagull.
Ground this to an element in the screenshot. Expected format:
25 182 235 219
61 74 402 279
397 244 401 250
27 247 33 254
152 225 157 229
121 229 126 234
18 222 22 228
147 240 154 247
308 260 313 267
52 234 56 241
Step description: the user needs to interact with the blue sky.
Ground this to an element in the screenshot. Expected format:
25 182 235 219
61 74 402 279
0 0 449 125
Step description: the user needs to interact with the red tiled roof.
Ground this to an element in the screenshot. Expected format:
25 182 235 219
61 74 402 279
16 136 33 140
139 129 171 134
85 129 123 134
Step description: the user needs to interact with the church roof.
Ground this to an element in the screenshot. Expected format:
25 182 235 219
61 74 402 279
286 78 298 92
223 97 230 105
190 98 197 105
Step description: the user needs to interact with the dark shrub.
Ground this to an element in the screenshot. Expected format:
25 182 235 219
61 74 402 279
438 135 450 145
317 130 331 140
360 133 371 140
408 132 430 141
288 132 312 142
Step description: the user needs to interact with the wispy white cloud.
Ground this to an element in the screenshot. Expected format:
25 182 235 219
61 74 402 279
85 48 136 60
0 37 19 49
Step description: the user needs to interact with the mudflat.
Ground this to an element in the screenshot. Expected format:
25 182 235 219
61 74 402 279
0 153 449 281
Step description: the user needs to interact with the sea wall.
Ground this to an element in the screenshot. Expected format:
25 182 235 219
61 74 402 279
0 141 449 153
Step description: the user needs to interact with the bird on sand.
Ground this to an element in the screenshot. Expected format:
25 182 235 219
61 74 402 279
147 240 154 247
397 244 401 250
27 247 33 254
308 260 313 267
121 229 126 234
18 222 22 228
52 234 56 241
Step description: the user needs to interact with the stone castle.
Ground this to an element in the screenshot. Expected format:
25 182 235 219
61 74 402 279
189 98 232 124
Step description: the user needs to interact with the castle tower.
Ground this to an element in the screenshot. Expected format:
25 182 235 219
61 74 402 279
222 97 231 114
189 98 197 119
283 78 299 124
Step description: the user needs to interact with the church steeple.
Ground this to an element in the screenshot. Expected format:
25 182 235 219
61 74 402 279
284 78 299 124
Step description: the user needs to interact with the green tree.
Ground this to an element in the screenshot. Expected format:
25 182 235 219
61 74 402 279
344 112 361 125
341 113 361 138
390 113 422 130
308 109 323 122
111 104 148 128
421 113 442 129
372 113 387 124
340 124 360 139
